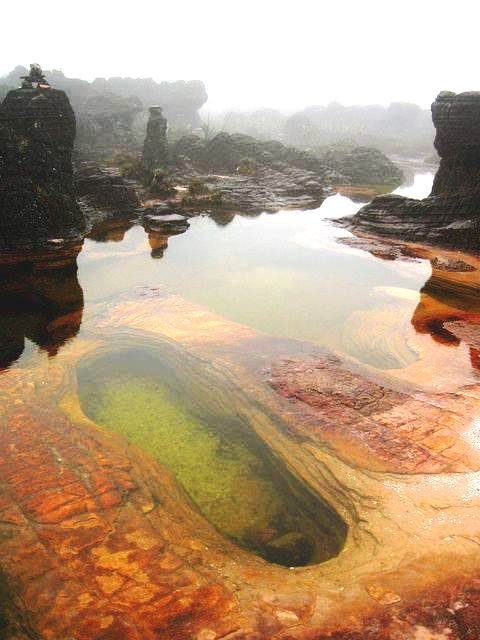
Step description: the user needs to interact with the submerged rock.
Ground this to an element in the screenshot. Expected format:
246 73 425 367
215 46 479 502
264 531 314 567
342 91 480 252
0 87 85 243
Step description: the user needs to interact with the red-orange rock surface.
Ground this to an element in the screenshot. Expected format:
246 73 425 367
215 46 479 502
2 282 480 639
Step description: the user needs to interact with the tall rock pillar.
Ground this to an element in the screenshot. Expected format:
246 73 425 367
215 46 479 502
142 106 168 170
0 85 85 242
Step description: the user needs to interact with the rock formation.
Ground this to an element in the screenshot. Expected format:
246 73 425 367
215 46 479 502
142 106 168 170
342 92 480 253
170 132 334 212
0 85 85 244
75 94 143 158
75 162 140 224
315 144 404 189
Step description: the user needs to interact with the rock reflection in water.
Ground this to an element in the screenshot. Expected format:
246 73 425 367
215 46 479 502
0 244 84 369
86 216 135 243
411 254 480 370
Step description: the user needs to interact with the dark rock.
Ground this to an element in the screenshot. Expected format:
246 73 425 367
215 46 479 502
342 91 480 252
142 212 190 235
315 145 403 186
75 162 140 224
142 106 168 170
0 87 85 244
0 242 84 369
171 132 332 212
264 532 314 567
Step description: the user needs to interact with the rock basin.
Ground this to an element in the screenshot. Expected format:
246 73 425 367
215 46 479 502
76 336 347 567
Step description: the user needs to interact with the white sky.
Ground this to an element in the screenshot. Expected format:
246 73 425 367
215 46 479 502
1 0 478 111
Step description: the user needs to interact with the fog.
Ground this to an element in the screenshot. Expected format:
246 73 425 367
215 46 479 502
1 0 478 111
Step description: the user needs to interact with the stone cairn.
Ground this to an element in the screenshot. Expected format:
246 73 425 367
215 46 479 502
20 63 50 89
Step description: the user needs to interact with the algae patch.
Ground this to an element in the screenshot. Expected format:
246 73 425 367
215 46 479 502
78 344 347 566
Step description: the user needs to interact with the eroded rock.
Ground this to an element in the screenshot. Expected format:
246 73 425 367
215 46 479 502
342 91 480 252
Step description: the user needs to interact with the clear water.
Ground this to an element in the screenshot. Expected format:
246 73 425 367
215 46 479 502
7 168 479 567
76 172 435 369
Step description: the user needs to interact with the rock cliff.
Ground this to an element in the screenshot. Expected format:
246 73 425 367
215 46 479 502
342 91 480 253
0 87 85 244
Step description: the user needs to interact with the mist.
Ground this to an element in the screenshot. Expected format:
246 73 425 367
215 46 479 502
1 0 479 111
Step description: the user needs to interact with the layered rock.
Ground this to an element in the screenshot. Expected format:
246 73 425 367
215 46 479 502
0 87 85 244
315 144 403 188
170 132 334 212
3 287 480 638
142 106 168 170
75 162 140 225
343 91 480 252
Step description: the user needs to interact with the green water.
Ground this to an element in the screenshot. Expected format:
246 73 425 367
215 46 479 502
78 343 347 566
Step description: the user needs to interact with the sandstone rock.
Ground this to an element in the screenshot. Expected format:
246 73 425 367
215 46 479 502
142 106 168 170
170 133 332 212
0 87 85 243
264 532 314 567
342 91 480 252
75 162 140 225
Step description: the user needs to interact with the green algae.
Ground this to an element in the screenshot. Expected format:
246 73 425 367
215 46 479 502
78 342 347 566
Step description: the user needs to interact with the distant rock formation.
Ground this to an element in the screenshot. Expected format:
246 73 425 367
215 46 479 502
314 145 403 187
1 67 208 160
142 106 168 170
75 94 143 157
0 86 85 244
343 92 480 253
170 132 335 212
172 131 332 175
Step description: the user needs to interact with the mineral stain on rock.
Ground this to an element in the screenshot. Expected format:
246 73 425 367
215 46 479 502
77 342 347 566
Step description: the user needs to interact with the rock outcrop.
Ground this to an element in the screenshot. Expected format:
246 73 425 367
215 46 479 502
170 132 334 212
0 87 85 244
343 91 480 253
75 162 140 225
315 145 403 187
142 106 168 170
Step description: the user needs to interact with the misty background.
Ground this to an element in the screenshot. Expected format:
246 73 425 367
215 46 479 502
1 0 478 111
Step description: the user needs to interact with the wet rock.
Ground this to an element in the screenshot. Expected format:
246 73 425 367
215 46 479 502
142 212 190 234
170 132 332 212
267 353 480 473
342 91 480 252
264 532 314 567
75 162 140 224
0 87 85 243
